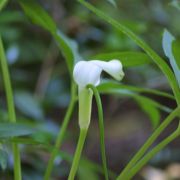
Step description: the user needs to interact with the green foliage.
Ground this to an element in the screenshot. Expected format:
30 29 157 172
0 147 8 170
0 0 8 11
0 123 35 138
79 0 180 104
135 97 160 129
172 40 180 69
162 30 180 87
92 51 151 67
19 0 81 73
98 81 173 128
106 0 117 7
170 0 180 10
14 91 44 120
0 0 180 179
98 80 174 99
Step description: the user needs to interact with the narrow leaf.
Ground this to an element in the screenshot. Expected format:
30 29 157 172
0 0 8 11
98 81 175 100
135 97 160 128
97 82 173 127
19 0 82 73
107 0 117 7
0 147 8 170
0 123 35 138
93 51 151 67
170 0 180 10
98 84 172 113
162 29 180 87
172 40 180 69
19 0 56 33
14 91 44 120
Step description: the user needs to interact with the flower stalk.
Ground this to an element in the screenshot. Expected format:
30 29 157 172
68 128 88 180
68 87 92 180
68 59 124 179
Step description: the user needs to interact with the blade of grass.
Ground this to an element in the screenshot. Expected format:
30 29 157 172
98 85 173 113
87 84 109 180
78 0 180 105
98 81 175 100
0 36 21 180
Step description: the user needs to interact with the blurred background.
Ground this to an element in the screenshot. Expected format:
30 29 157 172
0 0 180 179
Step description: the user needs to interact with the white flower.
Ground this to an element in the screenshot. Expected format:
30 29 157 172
73 59 124 129
73 60 124 89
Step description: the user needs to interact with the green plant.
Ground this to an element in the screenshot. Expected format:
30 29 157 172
0 0 179 179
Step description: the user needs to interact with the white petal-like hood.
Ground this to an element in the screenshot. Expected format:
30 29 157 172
73 59 124 88
91 60 124 81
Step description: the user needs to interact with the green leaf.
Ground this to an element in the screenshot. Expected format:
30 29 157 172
98 82 172 113
78 166 99 180
0 123 35 138
92 51 151 67
19 0 82 73
97 81 173 128
162 29 180 87
0 11 25 24
98 81 175 100
172 40 180 69
170 0 180 10
0 147 8 170
135 97 160 129
106 0 117 7
0 0 8 11
78 0 180 105
14 91 44 120
19 0 56 33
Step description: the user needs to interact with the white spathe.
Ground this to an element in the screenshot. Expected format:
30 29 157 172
73 59 124 129
73 59 124 89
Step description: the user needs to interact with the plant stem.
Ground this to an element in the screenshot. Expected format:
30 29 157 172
116 106 180 180
124 125 180 180
44 82 77 180
88 84 109 180
0 36 22 180
68 128 88 180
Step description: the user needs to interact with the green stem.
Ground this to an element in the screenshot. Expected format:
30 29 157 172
68 128 88 180
88 84 109 180
44 82 77 180
117 106 180 180
0 36 22 180
78 0 180 105
124 125 180 180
